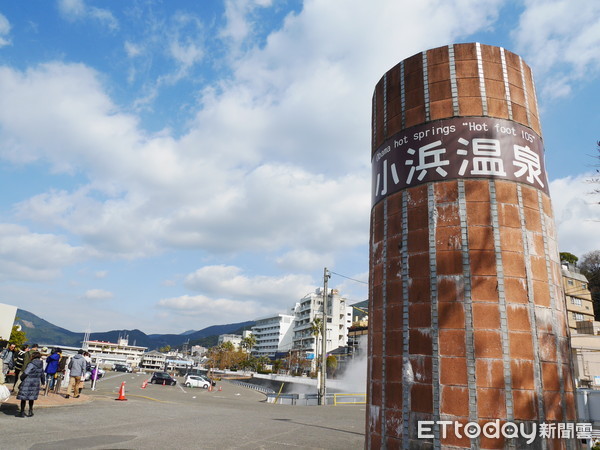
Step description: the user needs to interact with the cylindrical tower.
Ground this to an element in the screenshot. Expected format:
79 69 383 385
367 43 576 448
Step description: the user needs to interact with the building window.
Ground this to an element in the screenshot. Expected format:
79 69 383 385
573 313 584 321
582 282 588 290
571 297 582 307
567 280 574 286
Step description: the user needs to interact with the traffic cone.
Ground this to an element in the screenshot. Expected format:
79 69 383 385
116 382 128 401
208 384 213 392
141 380 148 389
163 380 166 386
218 385 222 392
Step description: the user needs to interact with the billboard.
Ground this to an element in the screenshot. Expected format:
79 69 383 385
372 117 548 206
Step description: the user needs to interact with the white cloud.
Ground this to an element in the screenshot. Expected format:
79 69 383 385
82 288 114 300
512 0 600 98
94 271 108 279
550 174 600 257
0 13 11 47
0 224 86 281
276 249 332 272
157 294 269 325
220 0 273 49
58 0 119 31
184 264 315 303
0 0 508 290
124 41 142 58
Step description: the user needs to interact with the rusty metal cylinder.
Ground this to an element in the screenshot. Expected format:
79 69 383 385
367 43 576 448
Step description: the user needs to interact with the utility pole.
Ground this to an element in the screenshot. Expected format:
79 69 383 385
320 267 330 405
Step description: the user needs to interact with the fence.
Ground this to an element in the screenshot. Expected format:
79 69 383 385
333 393 366 406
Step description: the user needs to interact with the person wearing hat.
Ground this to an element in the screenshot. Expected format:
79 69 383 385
44 348 61 391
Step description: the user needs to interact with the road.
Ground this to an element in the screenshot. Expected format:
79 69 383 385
1 372 366 449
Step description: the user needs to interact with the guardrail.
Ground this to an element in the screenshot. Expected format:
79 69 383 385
333 393 366 405
229 380 276 395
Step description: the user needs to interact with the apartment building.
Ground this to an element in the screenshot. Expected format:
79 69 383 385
562 263 595 332
251 312 296 358
292 288 352 358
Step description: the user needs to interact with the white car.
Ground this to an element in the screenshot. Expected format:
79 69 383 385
184 375 211 389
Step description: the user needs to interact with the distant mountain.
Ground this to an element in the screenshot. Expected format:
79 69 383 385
15 309 84 347
147 321 255 348
14 309 255 350
180 329 197 335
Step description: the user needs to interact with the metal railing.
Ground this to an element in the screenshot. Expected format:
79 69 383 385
229 380 275 395
333 393 366 405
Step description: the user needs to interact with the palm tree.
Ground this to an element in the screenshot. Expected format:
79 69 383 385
241 334 257 359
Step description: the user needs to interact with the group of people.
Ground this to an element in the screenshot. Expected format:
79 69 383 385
1 342 93 417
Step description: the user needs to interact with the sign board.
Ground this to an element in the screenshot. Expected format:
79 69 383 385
372 117 548 206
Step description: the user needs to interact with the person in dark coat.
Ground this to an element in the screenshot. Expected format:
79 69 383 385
16 351 45 417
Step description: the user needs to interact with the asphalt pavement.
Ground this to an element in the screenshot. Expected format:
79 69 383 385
0 372 366 449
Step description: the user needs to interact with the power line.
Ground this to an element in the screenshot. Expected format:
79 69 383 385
330 270 368 285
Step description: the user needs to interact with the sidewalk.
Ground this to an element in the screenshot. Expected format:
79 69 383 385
1 385 92 409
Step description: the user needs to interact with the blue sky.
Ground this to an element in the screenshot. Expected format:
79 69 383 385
0 0 598 334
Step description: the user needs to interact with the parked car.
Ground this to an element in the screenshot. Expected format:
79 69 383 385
150 372 177 385
84 366 105 381
184 375 210 389
113 364 133 373
198 374 216 386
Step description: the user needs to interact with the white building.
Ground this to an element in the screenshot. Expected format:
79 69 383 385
218 334 243 348
83 337 147 368
218 330 253 350
190 345 207 356
140 350 167 371
251 312 296 358
292 288 352 359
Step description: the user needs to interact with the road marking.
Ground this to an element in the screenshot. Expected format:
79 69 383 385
127 394 173 403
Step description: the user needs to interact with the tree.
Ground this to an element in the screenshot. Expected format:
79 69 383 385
158 345 171 353
560 252 579 265
240 334 257 359
326 355 338 377
9 324 27 347
579 250 600 320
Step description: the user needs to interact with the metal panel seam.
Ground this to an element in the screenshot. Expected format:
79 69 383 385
489 180 514 421
476 43 488 116
428 184 440 450
500 47 513 121
517 185 546 432
401 190 411 449
458 180 479 449
448 44 459 116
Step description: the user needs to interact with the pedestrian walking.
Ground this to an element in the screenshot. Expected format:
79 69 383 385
66 350 86 399
12 344 29 392
16 351 45 417
44 348 61 391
